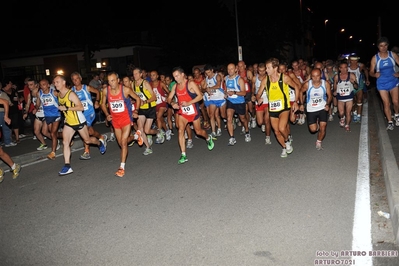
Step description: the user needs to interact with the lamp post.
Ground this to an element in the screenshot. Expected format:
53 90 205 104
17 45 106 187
324 19 328 59
235 0 242 61
334 28 345 58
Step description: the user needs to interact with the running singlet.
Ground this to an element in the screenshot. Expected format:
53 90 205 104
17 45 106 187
239 70 251 92
306 79 327 112
176 81 199 122
375 51 399 91
72 84 95 120
255 74 268 105
32 93 44 118
58 89 86 126
107 85 132 117
134 80 156 109
205 74 225 101
266 74 290 112
40 87 60 117
225 75 245 104
151 81 167 106
336 74 354 101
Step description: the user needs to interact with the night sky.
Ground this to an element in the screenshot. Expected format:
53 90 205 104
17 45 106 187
3 0 396 66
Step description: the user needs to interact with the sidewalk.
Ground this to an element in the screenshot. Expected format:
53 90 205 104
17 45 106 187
0 122 111 169
371 87 399 244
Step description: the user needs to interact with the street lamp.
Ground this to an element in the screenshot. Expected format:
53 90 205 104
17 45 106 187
324 20 328 59
234 0 242 61
335 28 345 58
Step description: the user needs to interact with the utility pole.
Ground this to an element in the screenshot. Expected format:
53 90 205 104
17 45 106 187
235 0 242 61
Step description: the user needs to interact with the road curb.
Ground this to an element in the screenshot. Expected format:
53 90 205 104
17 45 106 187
372 88 399 244
0 139 86 168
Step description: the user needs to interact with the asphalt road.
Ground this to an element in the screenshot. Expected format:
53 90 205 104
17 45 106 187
0 93 398 265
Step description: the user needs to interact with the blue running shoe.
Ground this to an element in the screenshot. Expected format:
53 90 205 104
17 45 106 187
58 166 73 176
99 139 107 154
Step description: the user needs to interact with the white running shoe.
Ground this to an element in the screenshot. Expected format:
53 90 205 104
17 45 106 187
165 129 172 141
244 133 251 142
251 117 257 129
228 137 236 146
286 142 293 154
316 141 323 150
187 139 194 149
281 148 287 158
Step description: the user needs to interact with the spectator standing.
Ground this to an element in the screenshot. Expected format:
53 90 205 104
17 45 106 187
0 82 14 147
2 79 21 145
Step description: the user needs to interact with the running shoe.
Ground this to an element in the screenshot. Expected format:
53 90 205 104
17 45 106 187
99 139 107 154
316 140 323 150
207 135 214 150
261 124 265 132
187 140 193 149
0 168 3 183
101 134 108 143
241 126 245 135
128 140 135 147
280 148 288 158
135 130 143 146
344 125 351 132
265 136 271 145
147 135 153 146
286 142 293 154
80 152 91 160
339 118 345 127
115 168 125 177
251 117 257 129
12 164 21 179
178 154 188 164
165 129 172 141
56 140 60 151
216 128 222 137
109 134 116 142
244 133 251 142
5 142 17 147
228 137 236 146
210 132 217 140
37 143 48 151
328 115 333 122
395 115 399 126
387 122 394 131
143 147 153 155
58 166 73 176
156 129 165 144
47 151 56 160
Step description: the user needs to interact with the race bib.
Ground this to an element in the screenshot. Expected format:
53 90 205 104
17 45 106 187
136 92 147 101
181 104 195 115
110 100 125 113
82 100 88 110
339 83 351 96
42 96 54 106
269 99 283 111
311 97 323 107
